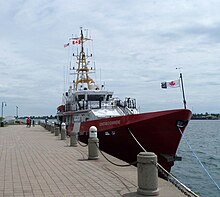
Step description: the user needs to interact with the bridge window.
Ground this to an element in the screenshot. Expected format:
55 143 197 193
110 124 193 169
106 94 112 101
78 95 85 101
88 95 104 101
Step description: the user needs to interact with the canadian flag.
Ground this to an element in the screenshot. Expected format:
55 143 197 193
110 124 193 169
161 79 180 88
72 40 81 45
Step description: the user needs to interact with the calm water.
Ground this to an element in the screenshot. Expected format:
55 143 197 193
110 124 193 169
172 120 220 197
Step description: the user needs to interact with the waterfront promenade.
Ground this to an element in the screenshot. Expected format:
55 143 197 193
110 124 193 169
0 125 188 197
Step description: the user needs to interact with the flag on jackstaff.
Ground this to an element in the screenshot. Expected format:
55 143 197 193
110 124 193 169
64 43 69 48
161 79 180 89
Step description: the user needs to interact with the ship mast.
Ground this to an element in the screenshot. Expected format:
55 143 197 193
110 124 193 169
74 28 96 91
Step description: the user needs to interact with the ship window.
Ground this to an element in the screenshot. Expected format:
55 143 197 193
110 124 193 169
88 95 104 101
78 95 85 101
106 94 112 101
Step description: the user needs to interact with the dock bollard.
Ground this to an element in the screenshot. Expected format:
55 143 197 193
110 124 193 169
88 126 99 160
70 131 78 147
48 124 51 132
45 124 49 131
55 126 59 136
60 122 66 140
137 152 159 196
51 122 55 133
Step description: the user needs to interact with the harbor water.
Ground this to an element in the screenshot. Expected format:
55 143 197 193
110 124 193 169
172 120 220 197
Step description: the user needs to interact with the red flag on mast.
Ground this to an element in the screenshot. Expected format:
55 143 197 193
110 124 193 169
72 40 81 45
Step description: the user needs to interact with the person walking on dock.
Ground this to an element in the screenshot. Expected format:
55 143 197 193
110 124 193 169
26 117 31 127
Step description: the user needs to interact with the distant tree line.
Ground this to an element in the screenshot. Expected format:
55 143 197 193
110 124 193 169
19 115 57 120
18 113 220 120
192 113 220 120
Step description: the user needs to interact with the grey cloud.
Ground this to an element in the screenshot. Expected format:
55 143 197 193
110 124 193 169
1 0 220 115
182 23 220 43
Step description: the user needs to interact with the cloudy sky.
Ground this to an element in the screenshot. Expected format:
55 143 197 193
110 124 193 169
0 0 220 117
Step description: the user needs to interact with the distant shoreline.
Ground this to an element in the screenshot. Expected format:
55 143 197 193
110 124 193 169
191 117 220 120
191 113 220 120
191 118 220 120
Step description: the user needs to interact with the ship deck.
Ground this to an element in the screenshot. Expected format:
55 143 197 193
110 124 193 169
0 125 192 197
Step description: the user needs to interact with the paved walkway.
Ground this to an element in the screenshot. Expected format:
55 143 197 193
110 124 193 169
0 125 188 197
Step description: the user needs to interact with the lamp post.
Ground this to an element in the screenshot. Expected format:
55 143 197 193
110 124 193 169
1 102 7 126
16 106 19 120
1 101 7 118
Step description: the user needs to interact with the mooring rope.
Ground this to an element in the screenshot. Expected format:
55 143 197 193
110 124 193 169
127 127 199 197
178 127 220 192
127 127 147 152
95 142 137 167
77 139 88 147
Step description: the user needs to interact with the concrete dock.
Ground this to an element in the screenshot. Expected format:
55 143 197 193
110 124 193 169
0 125 189 197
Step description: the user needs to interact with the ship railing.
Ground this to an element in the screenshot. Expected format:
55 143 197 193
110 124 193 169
124 98 137 109
73 100 132 111
116 107 127 115
117 106 131 115
87 101 116 110
113 98 137 110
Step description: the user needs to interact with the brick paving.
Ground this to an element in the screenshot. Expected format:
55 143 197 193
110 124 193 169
0 125 188 197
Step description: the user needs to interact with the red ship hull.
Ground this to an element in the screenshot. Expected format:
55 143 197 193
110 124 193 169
74 109 192 172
